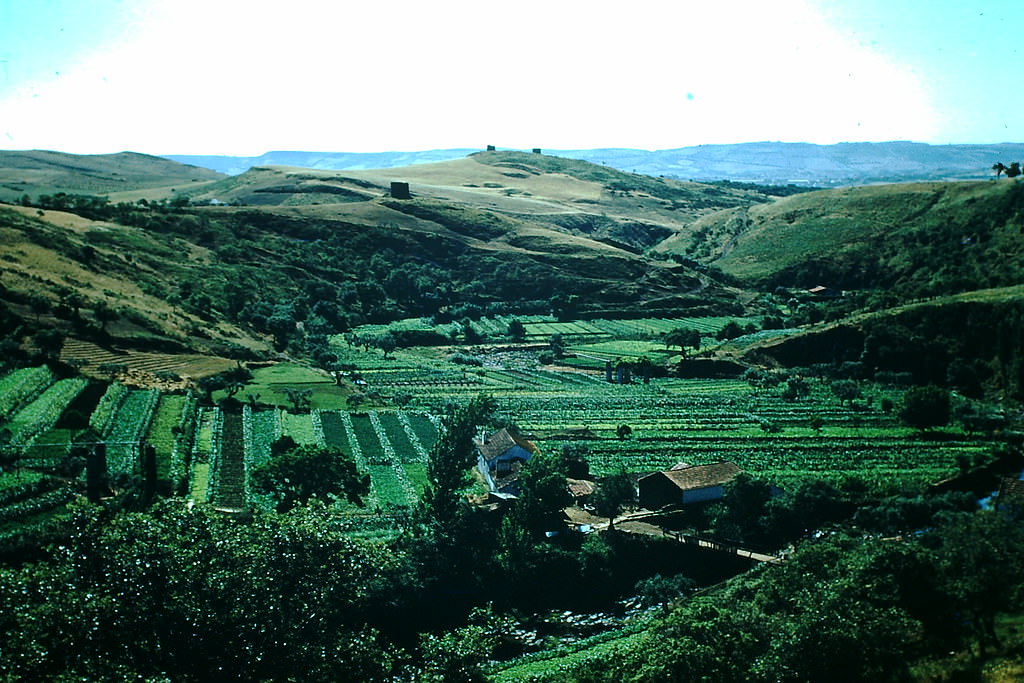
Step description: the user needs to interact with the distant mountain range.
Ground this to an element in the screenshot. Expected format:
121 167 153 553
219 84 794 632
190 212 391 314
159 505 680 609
165 141 1024 186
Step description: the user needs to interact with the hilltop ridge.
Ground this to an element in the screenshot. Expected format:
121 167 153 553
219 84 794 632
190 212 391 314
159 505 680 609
166 141 1024 185
0 150 223 202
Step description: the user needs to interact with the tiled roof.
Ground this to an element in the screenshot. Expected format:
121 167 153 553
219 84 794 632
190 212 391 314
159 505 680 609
645 461 741 491
567 479 595 498
474 428 518 460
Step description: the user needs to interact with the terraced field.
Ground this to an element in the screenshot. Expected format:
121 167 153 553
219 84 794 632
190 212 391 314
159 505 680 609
0 310 1008 543
60 339 236 381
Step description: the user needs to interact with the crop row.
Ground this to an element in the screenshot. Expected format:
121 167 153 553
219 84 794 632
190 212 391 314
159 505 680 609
89 383 129 435
0 366 56 420
0 476 64 507
212 412 246 509
145 394 188 483
369 411 417 505
204 408 224 504
168 393 199 494
245 408 280 470
105 389 159 478
0 487 76 525
543 432 985 482
347 413 411 509
5 379 89 446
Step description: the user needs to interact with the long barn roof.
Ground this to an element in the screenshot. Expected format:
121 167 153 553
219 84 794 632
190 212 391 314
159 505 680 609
641 461 741 491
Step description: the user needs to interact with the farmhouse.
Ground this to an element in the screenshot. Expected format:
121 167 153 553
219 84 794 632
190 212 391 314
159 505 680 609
638 461 742 509
475 428 535 475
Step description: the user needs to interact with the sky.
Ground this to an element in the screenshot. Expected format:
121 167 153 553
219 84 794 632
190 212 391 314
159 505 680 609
0 0 1021 156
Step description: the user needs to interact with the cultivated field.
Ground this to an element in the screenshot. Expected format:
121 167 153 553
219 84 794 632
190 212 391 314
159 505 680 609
0 314 1004 539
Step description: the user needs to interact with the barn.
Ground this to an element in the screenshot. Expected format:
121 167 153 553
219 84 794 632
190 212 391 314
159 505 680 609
638 461 742 510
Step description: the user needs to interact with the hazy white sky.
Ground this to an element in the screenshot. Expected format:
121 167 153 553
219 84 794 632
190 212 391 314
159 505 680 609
0 0 1020 155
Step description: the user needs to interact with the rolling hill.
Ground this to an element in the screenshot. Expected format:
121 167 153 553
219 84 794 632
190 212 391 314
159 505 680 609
3 147 1024 394
0 151 775 376
182 150 778 251
0 150 224 203
166 141 1024 185
660 178 1024 296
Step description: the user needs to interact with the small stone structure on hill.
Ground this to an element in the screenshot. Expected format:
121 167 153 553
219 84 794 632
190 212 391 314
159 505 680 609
390 181 410 199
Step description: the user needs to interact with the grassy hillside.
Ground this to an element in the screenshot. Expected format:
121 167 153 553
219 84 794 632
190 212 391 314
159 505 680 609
0 204 270 362
661 179 1024 298
0 151 771 376
0 150 224 203
4 150 1024 396
184 151 775 253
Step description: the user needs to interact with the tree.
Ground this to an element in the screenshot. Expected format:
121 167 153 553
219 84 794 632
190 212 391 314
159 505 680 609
782 377 811 401
460 320 481 345
374 332 397 360
548 333 565 359
899 385 950 431
711 473 773 542
1007 161 1022 178
593 468 635 531
417 606 513 683
550 293 578 321
715 321 746 341
32 329 64 361
266 303 297 350
251 443 369 511
993 162 1008 178
664 327 700 359
420 394 496 530
616 424 633 440
28 295 49 324
636 573 697 612
507 318 526 341
0 501 412 681
830 379 862 407
511 452 572 533
928 511 1024 655
283 387 313 412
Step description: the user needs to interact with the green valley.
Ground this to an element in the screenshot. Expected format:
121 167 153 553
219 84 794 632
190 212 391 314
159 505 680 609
1 149 1023 681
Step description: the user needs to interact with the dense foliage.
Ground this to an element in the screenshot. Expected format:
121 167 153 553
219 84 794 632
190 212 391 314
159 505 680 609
251 442 369 512
0 501 416 681
500 512 1024 683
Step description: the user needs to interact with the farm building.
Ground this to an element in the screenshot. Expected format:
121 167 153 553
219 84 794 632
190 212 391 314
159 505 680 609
806 285 841 298
997 477 1024 515
638 461 742 509
567 478 595 503
475 428 535 475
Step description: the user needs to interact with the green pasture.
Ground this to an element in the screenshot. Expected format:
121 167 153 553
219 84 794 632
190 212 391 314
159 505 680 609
226 363 354 410
568 339 673 361
346 314 760 348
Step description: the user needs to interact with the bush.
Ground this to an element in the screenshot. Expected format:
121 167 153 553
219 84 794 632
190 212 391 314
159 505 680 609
447 352 483 367
899 385 950 431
